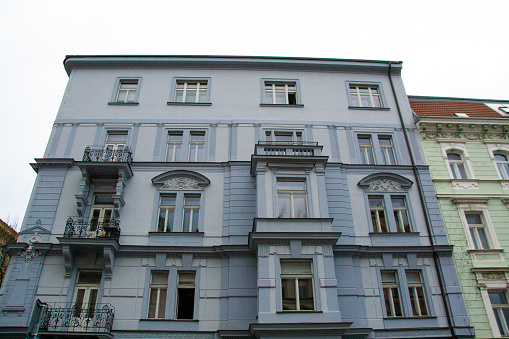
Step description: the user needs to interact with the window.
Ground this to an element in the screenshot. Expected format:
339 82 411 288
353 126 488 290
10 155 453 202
156 193 201 232
174 81 208 103
489 291 509 336
277 179 308 218
406 271 428 316
349 85 383 108
105 131 128 151
265 82 297 105
358 136 375 164
368 195 412 233
176 272 196 319
72 271 101 319
392 196 411 233
280 261 314 311
265 131 303 144
369 196 388 233
494 153 509 180
381 271 402 317
113 79 140 104
148 271 168 319
379 136 396 165
157 194 176 232
165 131 206 162
466 213 490 249
447 152 468 179
89 195 114 233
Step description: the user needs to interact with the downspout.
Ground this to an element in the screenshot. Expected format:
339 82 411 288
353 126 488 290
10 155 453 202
387 62 458 339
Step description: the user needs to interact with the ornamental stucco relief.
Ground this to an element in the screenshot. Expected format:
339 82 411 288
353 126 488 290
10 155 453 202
161 177 200 190
367 179 403 192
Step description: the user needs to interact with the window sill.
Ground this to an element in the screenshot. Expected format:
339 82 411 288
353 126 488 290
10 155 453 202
369 232 419 236
467 248 504 254
277 310 322 313
348 106 390 111
149 231 204 236
148 231 204 246
108 102 139 105
384 316 436 320
167 102 212 106
369 232 421 247
141 318 198 322
260 103 304 108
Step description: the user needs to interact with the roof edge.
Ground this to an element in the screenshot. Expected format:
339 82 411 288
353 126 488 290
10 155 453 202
408 95 509 103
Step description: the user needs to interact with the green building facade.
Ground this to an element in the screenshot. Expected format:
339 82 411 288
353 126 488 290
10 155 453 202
411 97 509 338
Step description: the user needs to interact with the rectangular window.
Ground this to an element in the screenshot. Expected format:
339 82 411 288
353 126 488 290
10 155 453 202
89 194 114 233
369 196 388 232
265 131 303 144
116 79 139 103
381 271 402 317
157 194 176 232
73 271 101 319
175 81 208 103
166 132 183 162
392 196 411 232
148 271 168 319
379 136 396 165
176 272 196 319
349 85 382 108
358 136 375 164
277 179 308 218
466 213 490 249
182 194 200 232
406 271 428 316
265 82 297 105
188 132 205 162
280 261 314 311
489 291 509 336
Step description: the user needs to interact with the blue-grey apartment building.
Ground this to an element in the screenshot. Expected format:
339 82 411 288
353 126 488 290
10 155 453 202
0 55 474 338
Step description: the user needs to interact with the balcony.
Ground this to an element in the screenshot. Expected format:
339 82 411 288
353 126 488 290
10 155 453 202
251 141 328 175
39 302 114 337
83 146 132 164
64 217 120 239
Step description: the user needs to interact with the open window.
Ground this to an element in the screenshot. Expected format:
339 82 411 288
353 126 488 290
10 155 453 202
175 272 196 319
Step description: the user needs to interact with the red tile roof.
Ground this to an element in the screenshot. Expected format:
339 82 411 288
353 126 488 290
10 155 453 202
410 101 503 118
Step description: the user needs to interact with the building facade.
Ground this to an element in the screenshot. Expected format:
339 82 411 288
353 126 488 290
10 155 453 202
411 97 509 338
0 56 473 338
0 219 17 286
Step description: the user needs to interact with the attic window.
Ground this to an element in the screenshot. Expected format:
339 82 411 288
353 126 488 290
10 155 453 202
454 113 469 118
499 106 509 114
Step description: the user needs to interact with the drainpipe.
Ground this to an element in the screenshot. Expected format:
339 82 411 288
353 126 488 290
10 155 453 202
388 62 458 339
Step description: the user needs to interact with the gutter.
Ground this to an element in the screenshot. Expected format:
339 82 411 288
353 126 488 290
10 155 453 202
388 63 460 339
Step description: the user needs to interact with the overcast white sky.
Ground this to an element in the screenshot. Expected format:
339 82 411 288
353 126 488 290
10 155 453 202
0 0 507 229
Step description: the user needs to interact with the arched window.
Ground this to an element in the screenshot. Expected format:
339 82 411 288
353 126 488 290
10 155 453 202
446 152 468 179
494 153 509 180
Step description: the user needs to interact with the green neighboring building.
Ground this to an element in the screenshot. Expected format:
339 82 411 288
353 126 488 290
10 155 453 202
411 96 509 338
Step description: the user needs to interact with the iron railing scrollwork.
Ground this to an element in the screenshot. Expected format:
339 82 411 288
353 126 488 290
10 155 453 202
64 217 120 239
39 303 114 333
83 146 132 164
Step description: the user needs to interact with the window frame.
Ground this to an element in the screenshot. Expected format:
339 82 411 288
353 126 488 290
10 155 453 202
109 77 142 105
457 204 500 251
381 270 403 318
366 193 414 234
162 129 208 162
346 81 388 110
441 144 475 180
275 177 311 219
278 259 316 312
147 271 169 319
406 270 429 317
355 132 399 165
175 271 196 320
168 77 212 106
260 78 303 107
487 145 509 181
155 191 202 233
264 129 304 145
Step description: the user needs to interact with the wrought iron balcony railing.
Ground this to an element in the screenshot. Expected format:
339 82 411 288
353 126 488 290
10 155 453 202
64 217 120 239
83 146 133 164
255 141 321 157
39 302 114 334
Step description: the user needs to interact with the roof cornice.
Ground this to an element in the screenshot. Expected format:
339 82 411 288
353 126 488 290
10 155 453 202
409 95 509 104
63 55 403 76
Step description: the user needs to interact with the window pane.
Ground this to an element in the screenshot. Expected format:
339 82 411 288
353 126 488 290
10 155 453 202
126 91 136 102
495 154 508 161
265 92 273 104
176 288 195 319
293 194 308 218
175 91 184 102
477 228 490 249
152 272 169 284
158 289 167 318
199 91 207 103
160 195 176 205
391 287 402 316
278 193 291 218
298 278 314 310
281 261 312 274
186 82 197 89
157 208 167 232
456 163 467 179
466 214 482 224
447 153 462 161
185 90 197 103
372 96 382 107
116 91 127 102
278 180 305 190
281 278 297 310
350 95 359 106
275 92 286 104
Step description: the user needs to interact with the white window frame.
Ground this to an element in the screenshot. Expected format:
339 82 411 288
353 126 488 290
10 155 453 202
487 144 509 181
381 270 403 318
174 81 208 103
169 77 211 104
346 81 387 109
355 132 399 165
156 192 201 232
164 130 207 162
265 130 303 144
110 77 142 104
406 270 429 317
457 203 500 251
358 135 376 165
261 78 302 106
147 271 169 319
369 195 388 233
379 135 397 165
276 178 309 218
280 260 315 312
367 194 413 233
441 143 475 180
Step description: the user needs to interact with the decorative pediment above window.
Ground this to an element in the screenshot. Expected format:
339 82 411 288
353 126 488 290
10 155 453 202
358 173 413 192
152 170 210 190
